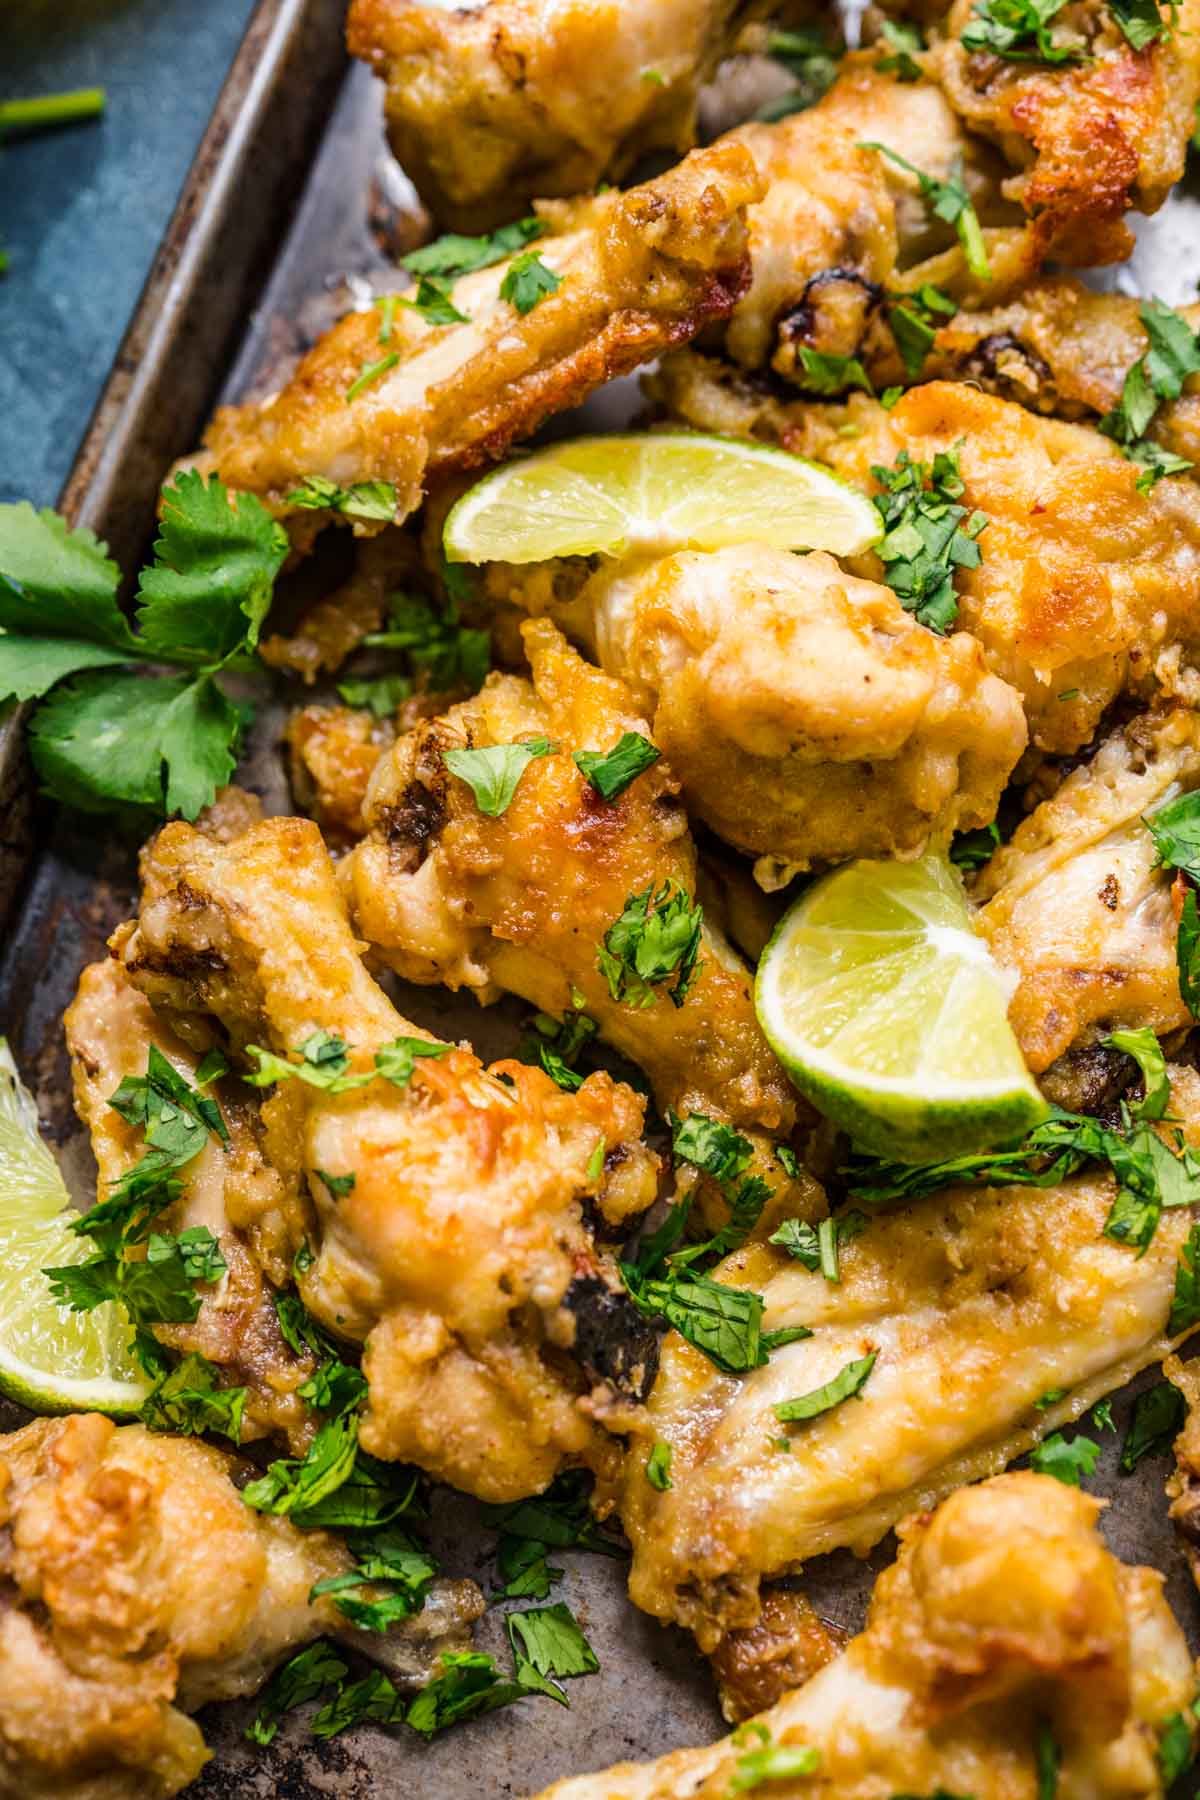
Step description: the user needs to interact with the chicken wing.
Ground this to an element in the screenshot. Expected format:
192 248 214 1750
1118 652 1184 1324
201 143 760 522
974 707 1200 1073
653 362 1200 752
531 1472 1196 1800
925 0 1200 266
616 1070 1200 1648
115 812 660 1502
346 0 764 231
485 543 1027 882
0 1411 476 1800
341 617 819 1221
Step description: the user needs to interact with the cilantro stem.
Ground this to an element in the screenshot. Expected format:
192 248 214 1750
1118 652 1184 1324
345 353 400 403
0 89 107 136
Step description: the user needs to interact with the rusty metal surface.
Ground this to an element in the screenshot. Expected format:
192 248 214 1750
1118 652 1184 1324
2 14 1200 1795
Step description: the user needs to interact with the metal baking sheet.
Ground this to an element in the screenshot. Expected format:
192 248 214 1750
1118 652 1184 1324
3 10 1200 1794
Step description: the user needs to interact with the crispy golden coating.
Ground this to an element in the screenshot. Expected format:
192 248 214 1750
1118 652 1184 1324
116 813 659 1502
927 0 1200 265
617 1071 1200 1648
490 544 1026 882
532 1472 1195 1799
1165 1352 1200 1589
65 959 312 1449
346 0 761 230
342 618 818 1223
0 1413 350 1799
926 275 1200 470
287 703 398 843
201 144 760 520
974 708 1200 1072
656 362 1200 752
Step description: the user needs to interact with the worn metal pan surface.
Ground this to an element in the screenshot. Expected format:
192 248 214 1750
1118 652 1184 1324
2 4 1200 1793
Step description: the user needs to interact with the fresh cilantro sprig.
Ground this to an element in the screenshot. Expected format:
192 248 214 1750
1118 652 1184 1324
0 473 287 818
500 251 562 315
961 0 1085 63
443 737 556 816
141 1351 247 1441
1029 1430 1100 1485
597 879 704 1009
870 445 987 632
400 275 468 327
507 1602 598 1684
860 144 990 281
1099 298 1200 491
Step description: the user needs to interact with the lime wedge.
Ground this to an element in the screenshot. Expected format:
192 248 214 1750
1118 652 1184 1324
0 1041 148 1414
755 854 1048 1163
443 432 882 564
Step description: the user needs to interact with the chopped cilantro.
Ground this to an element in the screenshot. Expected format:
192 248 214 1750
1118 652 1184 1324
962 0 1084 62
246 1030 448 1095
495 1536 563 1599
284 476 397 522
597 879 704 1009
758 28 839 119
345 353 400 403
731 1742 821 1790
586 1137 606 1182
0 473 286 818
774 1350 876 1423
141 1352 246 1441
645 1440 673 1489
1170 1222 1200 1335
363 588 490 693
795 348 873 397
403 218 545 279
443 737 556 816
624 1268 769 1374
245 1640 348 1745
775 1144 803 1179
0 88 107 135
1035 1721 1060 1799
1091 1398 1116 1432
860 144 990 280
500 251 562 315
573 730 660 800
520 1008 598 1091
950 822 1001 870
888 282 957 379
1107 0 1175 47
880 385 904 409
294 1239 315 1277
1104 1026 1169 1119
1034 1387 1068 1409
1157 1709 1195 1784
1120 1380 1185 1471
770 1211 868 1282
316 1168 356 1199
309 1526 437 1632
481 1468 624 1557
400 274 468 328
1099 299 1199 488
374 1035 452 1088
1028 1431 1100 1486
336 673 412 718
1146 788 1200 879
1179 887 1200 1018
406 1650 560 1738
870 444 986 632
671 1113 753 1186
876 18 925 78
507 1602 598 1682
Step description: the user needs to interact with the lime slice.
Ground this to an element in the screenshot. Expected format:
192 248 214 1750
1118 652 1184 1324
755 853 1047 1163
443 432 882 564
0 1041 148 1414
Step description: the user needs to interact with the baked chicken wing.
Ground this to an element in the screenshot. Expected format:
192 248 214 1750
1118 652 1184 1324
531 1472 1196 1799
486 542 1027 882
346 0 764 230
201 143 760 522
114 813 660 1503
615 1071 1200 1647
0 1412 476 1800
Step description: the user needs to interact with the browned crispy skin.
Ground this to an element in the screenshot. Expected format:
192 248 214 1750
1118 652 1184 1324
531 1473 1196 1799
342 617 819 1224
201 144 760 520
0 1414 350 1799
928 0 1200 265
287 704 398 844
116 813 660 1502
347 0 764 231
707 1589 844 1725
654 360 1200 753
974 708 1200 1072
65 959 314 1450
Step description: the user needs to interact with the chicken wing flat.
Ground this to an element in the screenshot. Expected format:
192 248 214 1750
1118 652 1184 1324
974 707 1200 1073
341 617 818 1222
615 1072 1200 1646
0 1413 362 1798
485 543 1027 882
925 0 1200 265
531 1472 1196 1800
201 143 760 522
115 812 659 1502
346 0 763 231
653 361 1200 752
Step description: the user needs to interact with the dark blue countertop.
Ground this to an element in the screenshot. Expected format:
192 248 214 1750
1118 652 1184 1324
1 0 260 510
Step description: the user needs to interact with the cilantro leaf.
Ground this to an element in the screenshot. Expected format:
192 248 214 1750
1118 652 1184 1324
310 1526 437 1632
141 1352 247 1441
285 477 397 522
1180 887 1200 1018
795 349 873 397
645 1440 673 1489
400 274 469 328
1170 1222 1200 1335
405 1650 560 1739
1157 1709 1195 1784
245 1641 349 1745
500 251 563 315
870 444 986 631
374 1035 452 1088
245 1031 372 1093
506 1602 599 1681
1091 1398 1116 1432
1100 300 1198 487
0 503 138 700
1035 1722 1061 1800
345 353 400 403
671 1112 753 1186
961 0 1084 61
1108 0 1174 47
1146 789 1200 880
363 589 490 692
1028 1430 1100 1486
1104 1027 1170 1119
242 1412 360 1518
1119 1379 1185 1471
876 18 925 78
624 1266 767 1374
336 672 412 717
297 1359 368 1416
495 1536 563 1598
481 1469 624 1557
403 217 545 279
573 731 661 800
135 470 287 665
774 1351 876 1423
731 1744 822 1790
597 879 704 1009
950 822 1001 870
861 144 990 280
520 1008 598 1092
443 737 556 816
887 283 956 379
311 1668 408 1739
770 1211 867 1281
